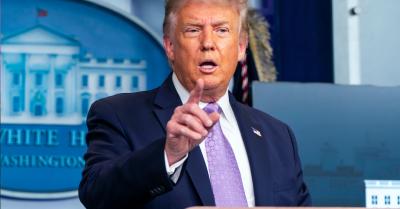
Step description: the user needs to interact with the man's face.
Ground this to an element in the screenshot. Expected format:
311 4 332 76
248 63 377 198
164 1 247 101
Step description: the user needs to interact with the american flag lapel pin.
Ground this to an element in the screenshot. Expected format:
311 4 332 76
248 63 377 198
251 127 262 137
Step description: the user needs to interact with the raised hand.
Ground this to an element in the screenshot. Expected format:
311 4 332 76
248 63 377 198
165 79 220 165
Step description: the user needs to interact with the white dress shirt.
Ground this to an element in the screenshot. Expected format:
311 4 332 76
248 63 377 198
164 73 255 207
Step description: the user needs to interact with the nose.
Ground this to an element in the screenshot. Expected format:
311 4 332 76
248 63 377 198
201 27 215 51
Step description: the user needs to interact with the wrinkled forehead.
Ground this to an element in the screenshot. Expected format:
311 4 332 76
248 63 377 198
174 0 240 15
178 1 241 27
178 4 238 24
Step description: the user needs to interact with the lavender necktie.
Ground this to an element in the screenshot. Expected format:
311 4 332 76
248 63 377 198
203 103 248 207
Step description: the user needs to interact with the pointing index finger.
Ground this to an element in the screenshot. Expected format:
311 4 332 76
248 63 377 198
187 79 204 104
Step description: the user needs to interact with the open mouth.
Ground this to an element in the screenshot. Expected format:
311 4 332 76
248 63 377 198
198 60 218 73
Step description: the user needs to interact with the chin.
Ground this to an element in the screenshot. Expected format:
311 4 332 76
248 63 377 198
204 81 227 93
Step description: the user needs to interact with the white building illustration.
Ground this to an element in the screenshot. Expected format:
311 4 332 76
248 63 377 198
1 25 147 125
365 180 400 208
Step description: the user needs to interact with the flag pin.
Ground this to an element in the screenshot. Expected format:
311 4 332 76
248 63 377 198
252 127 262 137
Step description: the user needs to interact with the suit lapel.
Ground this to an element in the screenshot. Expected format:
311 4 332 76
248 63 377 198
153 75 215 206
153 75 181 129
185 147 215 205
229 94 274 206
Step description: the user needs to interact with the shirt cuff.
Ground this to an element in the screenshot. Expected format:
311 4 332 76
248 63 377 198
164 152 188 183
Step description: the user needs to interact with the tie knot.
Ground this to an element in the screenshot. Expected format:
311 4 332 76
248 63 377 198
203 103 220 114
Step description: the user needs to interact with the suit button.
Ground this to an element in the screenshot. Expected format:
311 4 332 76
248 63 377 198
149 187 163 196
156 186 165 193
149 189 156 196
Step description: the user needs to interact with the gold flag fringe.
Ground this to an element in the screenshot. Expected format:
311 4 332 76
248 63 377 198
247 9 277 82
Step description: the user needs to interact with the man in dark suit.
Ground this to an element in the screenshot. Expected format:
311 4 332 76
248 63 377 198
79 0 311 208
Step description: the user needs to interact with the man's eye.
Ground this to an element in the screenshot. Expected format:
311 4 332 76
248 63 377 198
216 27 229 34
185 28 200 33
184 27 201 37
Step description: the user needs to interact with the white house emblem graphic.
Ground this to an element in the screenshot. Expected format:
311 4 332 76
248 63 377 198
1 25 147 125
0 24 151 200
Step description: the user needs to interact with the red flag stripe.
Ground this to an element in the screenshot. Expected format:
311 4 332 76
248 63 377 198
37 8 48 17
240 61 249 102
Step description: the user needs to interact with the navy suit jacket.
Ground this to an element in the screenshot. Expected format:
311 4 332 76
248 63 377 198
79 76 311 209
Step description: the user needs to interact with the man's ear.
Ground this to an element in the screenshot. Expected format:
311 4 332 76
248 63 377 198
163 35 175 61
238 36 248 62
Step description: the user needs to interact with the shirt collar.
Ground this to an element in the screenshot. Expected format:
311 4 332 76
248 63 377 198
172 73 235 123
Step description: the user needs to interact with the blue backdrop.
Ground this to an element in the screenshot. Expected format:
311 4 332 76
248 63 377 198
253 82 400 206
261 0 334 83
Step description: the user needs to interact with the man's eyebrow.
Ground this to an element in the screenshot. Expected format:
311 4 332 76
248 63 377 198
182 20 230 27
183 22 203 27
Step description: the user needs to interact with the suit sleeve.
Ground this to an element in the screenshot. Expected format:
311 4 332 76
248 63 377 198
78 99 173 209
286 125 312 206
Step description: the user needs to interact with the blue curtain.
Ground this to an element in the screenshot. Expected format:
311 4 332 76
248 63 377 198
261 0 334 83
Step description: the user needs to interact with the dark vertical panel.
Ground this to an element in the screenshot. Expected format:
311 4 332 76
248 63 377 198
262 0 334 83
